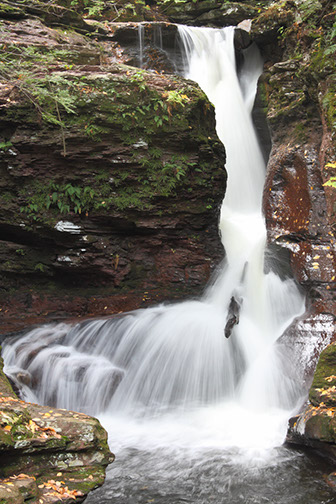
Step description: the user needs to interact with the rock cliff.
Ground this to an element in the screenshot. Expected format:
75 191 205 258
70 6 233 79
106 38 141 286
0 1 226 332
254 0 336 467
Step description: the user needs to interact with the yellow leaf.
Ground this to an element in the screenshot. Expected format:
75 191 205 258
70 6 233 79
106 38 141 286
4 425 12 431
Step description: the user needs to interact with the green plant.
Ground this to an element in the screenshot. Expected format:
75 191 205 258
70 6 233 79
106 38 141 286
127 70 147 92
0 141 13 152
84 123 110 141
323 21 336 56
20 181 99 219
0 47 78 156
323 162 336 188
34 263 46 273
165 90 190 107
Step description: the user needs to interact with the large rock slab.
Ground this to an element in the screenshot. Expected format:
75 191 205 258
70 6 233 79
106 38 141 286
163 0 259 27
0 7 226 332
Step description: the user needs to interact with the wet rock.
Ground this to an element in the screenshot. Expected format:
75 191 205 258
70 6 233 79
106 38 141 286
109 22 180 72
14 371 32 387
278 313 336 388
0 357 114 503
286 342 336 463
259 0 336 466
163 1 259 27
251 2 294 47
196 3 259 27
309 342 336 407
224 296 241 339
0 0 95 32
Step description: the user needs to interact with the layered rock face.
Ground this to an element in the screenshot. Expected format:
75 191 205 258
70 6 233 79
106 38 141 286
254 0 336 468
0 3 226 332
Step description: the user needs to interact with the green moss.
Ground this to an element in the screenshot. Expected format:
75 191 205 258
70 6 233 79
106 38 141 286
305 413 336 443
310 343 336 388
309 342 336 407
0 356 16 398
0 1 24 17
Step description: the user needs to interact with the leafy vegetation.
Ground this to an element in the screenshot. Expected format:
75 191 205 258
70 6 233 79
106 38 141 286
323 162 336 189
0 46 79 155
18 149 199 220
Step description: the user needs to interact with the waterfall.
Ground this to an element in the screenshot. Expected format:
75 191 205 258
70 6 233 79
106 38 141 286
3 27 306 450
138 23 144 68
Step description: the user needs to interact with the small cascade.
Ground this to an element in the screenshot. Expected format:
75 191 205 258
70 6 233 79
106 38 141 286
138 23 144 68
3 26 306 449
153 24 163 50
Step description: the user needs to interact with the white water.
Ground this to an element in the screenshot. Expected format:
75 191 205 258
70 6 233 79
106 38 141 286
138 23 144 68
3 27 307 465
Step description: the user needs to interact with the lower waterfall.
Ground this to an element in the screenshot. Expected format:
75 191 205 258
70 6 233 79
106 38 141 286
3 26 333 504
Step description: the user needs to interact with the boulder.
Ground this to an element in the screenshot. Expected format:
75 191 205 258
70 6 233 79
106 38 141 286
0 356 114 503
286 342 336 464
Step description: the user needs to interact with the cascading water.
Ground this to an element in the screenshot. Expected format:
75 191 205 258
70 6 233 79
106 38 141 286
138 23 144 68
3 26 333 504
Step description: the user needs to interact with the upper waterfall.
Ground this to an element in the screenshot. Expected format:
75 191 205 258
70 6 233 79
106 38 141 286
179 26 266 214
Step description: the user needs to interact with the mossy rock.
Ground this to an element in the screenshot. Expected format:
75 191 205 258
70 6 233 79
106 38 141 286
305 409 336 444
0 1 25 19
309 342 336 407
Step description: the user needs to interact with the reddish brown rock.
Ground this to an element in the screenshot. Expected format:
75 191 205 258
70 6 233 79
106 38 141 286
0 8 226 332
